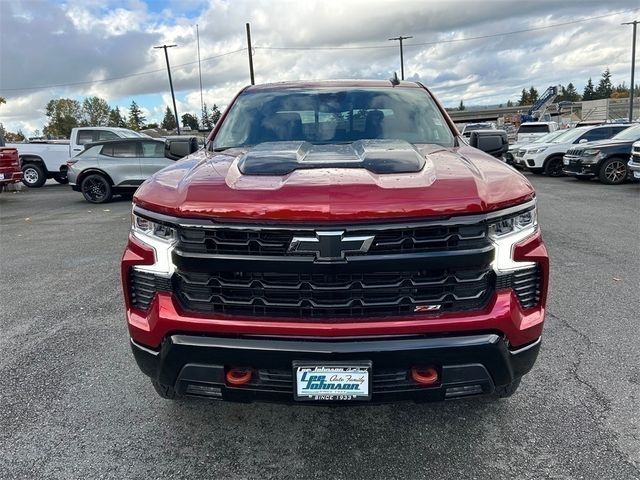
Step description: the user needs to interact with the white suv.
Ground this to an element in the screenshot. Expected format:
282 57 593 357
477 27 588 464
516 122 559 144
515 124 631 176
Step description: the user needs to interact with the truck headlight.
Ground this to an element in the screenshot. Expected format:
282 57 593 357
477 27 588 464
488 204 537 271
131 209 177 275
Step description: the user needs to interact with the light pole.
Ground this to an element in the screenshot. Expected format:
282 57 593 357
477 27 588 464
388 35 413 80
623 21 638 122
154 44 180 134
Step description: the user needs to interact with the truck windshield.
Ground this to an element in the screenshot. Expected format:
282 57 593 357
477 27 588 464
212 87 455 149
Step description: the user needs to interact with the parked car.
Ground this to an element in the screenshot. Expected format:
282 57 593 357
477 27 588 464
0 133 22 192
503 130 566 166
628 140 640 180
6 127 149 188
514 124 631 176
461 122 497 138
515 121 559 144
122 80 548 404
67 136 198 203
563 124 640 184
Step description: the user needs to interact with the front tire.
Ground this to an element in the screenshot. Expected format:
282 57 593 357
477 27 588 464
151 380 178 399
599 158 627 185
22 163 46 188
80 173 112 203
544 156 564 177
495 378 521 398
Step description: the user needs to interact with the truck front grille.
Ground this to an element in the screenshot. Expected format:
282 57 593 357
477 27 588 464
172 268 494 318
495 266 541 309
129 270 172 311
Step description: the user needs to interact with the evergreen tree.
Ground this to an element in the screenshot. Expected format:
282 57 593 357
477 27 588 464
528 86 539 104
458 100 465 111
210 104 221 125
201 104 213 130
506 99 514 107
565 83 581 102
518 88 530 106
127 100 145 131
161 106 177 130
181 113 200 130
595 67 613 99
582 78 596 101
108 107 127 128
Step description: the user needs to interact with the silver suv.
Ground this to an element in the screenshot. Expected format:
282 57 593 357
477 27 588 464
67 138 175 203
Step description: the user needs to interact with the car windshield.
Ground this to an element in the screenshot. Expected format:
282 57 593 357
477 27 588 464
549 127 589 144
212 87 455 149
610 124 640 141
464 124 492 131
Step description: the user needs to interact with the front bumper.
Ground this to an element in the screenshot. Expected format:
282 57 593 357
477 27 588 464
562 157 599 177
131 333 541 403
628 158 640 178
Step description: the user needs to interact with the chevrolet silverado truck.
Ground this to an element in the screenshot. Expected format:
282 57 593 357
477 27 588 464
122 80 548 404
0 133 23 192
7 127 149 188
563 124 640 184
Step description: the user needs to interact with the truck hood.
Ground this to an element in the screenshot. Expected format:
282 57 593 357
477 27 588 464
134 142 535 222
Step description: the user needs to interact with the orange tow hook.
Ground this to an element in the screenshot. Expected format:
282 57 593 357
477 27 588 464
226 368 253 386
410 366 439 385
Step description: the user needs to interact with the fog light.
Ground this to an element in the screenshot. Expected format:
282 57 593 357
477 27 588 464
226 367 253 386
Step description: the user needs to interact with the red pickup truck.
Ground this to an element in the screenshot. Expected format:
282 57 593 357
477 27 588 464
122 80 548 404
0 142 22 192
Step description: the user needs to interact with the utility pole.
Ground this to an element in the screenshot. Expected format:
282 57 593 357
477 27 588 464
196 24 204 123
623 20 638 122
388 35 413 80
246 23 255 85
154 44 180 134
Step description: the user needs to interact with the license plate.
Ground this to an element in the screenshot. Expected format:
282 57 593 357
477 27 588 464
634 171 640 179
293 362 371 401
563 159 569 165
0 173 4 180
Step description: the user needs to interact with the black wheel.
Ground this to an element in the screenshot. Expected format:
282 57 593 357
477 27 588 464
53 174 69 184
544 156 564 177
151 380 178 399
598 158 627 185
495 378 521 398
21 163 46 188
80 173 112 203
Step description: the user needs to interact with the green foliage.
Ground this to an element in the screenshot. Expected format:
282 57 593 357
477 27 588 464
181 113 199 130
595 67 613 99
81 96 110 126
458 100 465 111
201 103 221 129
582 78 596 101
161 106 177 130
43 98 82 137
108 107 127 128
127 100 146 131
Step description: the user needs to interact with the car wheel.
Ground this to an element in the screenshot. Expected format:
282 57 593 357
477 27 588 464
151 380 178 399
21 163 46 188
495 378 521 398
80 173 113 203
53 174 69 184
544 156 564 177
598 158 627 185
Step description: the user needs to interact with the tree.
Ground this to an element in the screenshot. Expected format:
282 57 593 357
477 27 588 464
81 96 110 126
518 88 530 106
144 122 159 129
596 67 613 99
127 100 145 131
181 113 199 130
582 78 596 101
210 104 221 125
611 82 629 99
0 97 5 108
564 83 581 102
108 107 127 128
528 86 539 104
506 99 513 107
43 98 82 137
458 100 465 111
201 104 213 129
161 106 177 130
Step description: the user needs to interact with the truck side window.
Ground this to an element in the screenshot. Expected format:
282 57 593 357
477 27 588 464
98 131 120 141
77 130 96 145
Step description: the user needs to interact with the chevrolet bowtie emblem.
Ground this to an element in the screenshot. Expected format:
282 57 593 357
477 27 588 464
288 231 375 261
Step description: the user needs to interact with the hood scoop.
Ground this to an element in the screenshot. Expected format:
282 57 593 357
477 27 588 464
237 140 426 176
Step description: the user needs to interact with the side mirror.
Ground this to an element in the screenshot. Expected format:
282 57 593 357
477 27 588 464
578 138 588 143
469 130 509 158
164 136 199 160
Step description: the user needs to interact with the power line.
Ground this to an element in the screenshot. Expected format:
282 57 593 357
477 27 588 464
0 48 246 92
254 8 639 51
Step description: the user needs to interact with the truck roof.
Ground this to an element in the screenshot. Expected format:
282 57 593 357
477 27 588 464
245 80 423 91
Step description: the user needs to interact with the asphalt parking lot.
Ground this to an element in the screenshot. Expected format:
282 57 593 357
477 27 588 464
1 175 639 479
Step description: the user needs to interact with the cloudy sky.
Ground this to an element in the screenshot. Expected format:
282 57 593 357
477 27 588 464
0 0 638 135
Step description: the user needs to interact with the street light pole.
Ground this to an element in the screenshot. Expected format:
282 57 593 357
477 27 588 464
154 44 180 134
388 35 413 80
623 21 638 122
